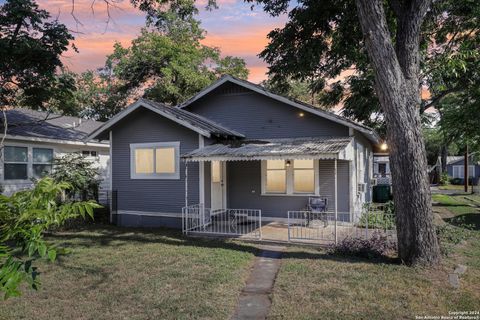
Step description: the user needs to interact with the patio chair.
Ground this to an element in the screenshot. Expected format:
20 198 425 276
307 197 329 227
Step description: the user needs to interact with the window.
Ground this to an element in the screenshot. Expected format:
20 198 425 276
293 160 315 193
265 160 287 193
130 142 179 179
82 150 98 157
262 159 318 195
4 146 28 180
32 148 53 178
453 165 475 179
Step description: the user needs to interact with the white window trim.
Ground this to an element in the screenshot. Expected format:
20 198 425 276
2 144 55 182
261 160 319 196
130 142 180 180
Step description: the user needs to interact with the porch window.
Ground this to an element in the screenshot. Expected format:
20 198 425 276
265 160 286 193
130 142 180 179
262 159 318 195
32 148 53 178
4 146 28 180
293 160 315 193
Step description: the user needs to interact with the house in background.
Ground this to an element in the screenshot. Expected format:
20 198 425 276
88 76 381 230
0 108 110 204
437 155 480 185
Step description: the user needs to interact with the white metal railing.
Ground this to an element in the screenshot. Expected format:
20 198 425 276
288 203 396 243
183 204 262 238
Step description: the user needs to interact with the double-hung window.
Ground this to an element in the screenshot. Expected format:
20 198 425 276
32 148 53 178
130 142 180 179
3 146 54 180
262 159 318 195
4 146 28 180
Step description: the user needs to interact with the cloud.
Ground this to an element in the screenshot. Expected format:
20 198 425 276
35 0 286 82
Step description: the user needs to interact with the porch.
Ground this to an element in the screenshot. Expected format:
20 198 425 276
182 203 396 245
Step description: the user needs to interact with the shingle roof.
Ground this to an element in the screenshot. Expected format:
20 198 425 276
182 137 353 161
87 99 245 140
0 108 104 142
143 99 245 138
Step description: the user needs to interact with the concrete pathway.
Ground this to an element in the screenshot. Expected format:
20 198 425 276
231 245 285 320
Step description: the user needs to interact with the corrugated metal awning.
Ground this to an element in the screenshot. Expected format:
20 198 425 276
182 137 353 162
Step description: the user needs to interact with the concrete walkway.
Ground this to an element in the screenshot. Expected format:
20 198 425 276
231 245 285 320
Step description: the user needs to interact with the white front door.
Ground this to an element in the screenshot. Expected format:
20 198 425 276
211 161 226 211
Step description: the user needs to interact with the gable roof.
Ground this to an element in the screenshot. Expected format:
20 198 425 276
87 98 245 141
178 75 380 144
0 108 105 144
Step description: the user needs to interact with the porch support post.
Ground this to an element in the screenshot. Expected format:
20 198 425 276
185 161 189 208
334 158 338 244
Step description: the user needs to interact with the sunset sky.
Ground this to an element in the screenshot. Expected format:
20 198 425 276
35 0 287 83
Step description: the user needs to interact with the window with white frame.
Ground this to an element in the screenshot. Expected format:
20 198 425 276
130 142 179 179
4 146 28 180
262 159 318 195
32 148 53 178
452 165 475 179
3 146 54 180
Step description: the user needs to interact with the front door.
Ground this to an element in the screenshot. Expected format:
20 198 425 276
211 161 226 211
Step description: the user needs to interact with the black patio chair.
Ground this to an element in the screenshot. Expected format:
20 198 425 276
307 197 329 227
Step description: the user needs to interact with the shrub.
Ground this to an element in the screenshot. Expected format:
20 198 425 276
0 177 101 299
50 153 101 201
329 232 397 260
439 172 449 186
358 201 395 230
436 224 472 256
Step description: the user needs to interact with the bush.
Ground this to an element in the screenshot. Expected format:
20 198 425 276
329 232 397 260
50 154 101 201
0 178 101 299
439 172 449 186
436 224 472 256
358 201 395 230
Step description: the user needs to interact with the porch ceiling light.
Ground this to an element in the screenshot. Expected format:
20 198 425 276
286 160 291 167
298 112 305 117
380 142 388 151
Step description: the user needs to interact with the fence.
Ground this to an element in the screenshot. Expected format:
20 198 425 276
183 204 262 238
287 202 396 243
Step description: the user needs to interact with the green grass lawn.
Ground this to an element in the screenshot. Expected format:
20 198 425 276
0 226 257 320
438 184 472 192
269 194 480 320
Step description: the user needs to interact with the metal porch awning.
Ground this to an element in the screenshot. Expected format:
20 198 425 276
182 137 354 162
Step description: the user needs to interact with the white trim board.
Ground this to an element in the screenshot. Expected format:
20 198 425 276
2 134 108 148
178 75 380 144
117 210 182 218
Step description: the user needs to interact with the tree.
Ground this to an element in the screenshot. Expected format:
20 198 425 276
72 10 249 119
50 153 102 201
0 178 100 299
243 0 447 265
0 0 74 109
261 77 329 108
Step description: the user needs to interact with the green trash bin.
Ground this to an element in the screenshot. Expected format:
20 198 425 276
373 185 391 203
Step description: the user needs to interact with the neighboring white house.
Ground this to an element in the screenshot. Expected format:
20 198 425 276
0 108 110 204
373 153 391 185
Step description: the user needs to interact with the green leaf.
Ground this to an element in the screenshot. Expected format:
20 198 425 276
47 249 57 262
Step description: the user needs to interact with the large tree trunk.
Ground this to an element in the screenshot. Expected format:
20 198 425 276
355 0 440 266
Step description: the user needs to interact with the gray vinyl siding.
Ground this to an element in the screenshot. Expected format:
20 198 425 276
447 159 480 183
185 82 349 139
111 108 199 215
226 160 350 219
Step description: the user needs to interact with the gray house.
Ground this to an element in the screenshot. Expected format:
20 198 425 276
88 76 381 230
438 155 480 185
